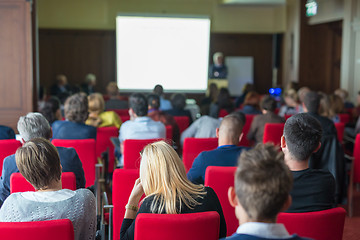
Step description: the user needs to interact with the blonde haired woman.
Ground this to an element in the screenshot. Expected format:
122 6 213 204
120 141 226 240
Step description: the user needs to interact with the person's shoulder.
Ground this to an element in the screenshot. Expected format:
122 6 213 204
75 188 95 201
3 153 16 163
52 120 65 128
56 146 77 156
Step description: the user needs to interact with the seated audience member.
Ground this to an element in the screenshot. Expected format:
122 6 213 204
335 88 354 109
52 93 97 139
235 83 254 108
104 82 128 110
180 116 221 145
153 84 172 111
187 113 247 184
81 73 96 95
0 138 95 240
86 93 122 128
318 92 342 123
247 96 284 144
120 141 226 240
200 83 218 115
352 91 360 121
278 89 302 117
165 93 193 124
281 113 335 212
0 113 85 206
224 144 309 240
50 74 72 99
0 125 15 140
239 91 261 115
209 88 234 118
329 94 345 123
39 96 62 125
297 86 310 108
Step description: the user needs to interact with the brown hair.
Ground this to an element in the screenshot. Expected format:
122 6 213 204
330 94 344 114
15 138 61 190
243 91 260 107
64 93 89 123
106 82 119 97
235 144 292 221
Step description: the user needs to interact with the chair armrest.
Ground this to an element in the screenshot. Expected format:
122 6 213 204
103 205 114 240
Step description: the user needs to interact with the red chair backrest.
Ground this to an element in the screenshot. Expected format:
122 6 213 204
334 122 345 143
0 219 74 240
338 113 350 124
52 139 96 187
0 140 21 173
239 115 256 147
119 115 130 123
218 109 229 118
111 109 129 117
123 139 164 169
135 212 220 240
353 134 360 183
10 172 76 193
96 127 119 172
173 116 190 134
205 166 237 236
182 138 218 172
112 169 141 240
277 207 346 240
165 125 173 140
263 123 285 146
284 114 293 121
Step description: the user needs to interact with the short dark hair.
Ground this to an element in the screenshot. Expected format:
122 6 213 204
303 91 320 113
153 84 164 96
64 93 89 123
171 93 186 110
260 95 277 112
283 113 322 161
148 94 160 110
39 97 61 124
129 93 148 116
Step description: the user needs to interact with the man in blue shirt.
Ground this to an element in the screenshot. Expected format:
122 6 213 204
187 112 247 184
0 113 85 207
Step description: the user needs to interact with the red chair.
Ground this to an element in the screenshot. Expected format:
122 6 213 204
334 122 345 143
205 166 237 236
0 219 74 240
123 139 163 169
111 109 129 117
284 114 293 121
263 123 285 146
349 134 360 216
135 212 220 240
174 116 190 134
338 113 350 124
239 115 256 147
52 139 96 187
0 139 22 173
277 207 346 240
96 127 119 172
112 169 141 240
218 109 229 118
10 172 76 193
165 125 173 140
182 138 218 172
119 115 130 123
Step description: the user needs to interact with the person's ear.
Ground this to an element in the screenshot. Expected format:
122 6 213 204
280 136 286 149
228 186 239 208
280 195 292 212
20 138 25 145
216 128 220 138
313 142 321 153
238 133 243 143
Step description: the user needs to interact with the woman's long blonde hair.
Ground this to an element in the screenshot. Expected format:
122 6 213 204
140 141 206 214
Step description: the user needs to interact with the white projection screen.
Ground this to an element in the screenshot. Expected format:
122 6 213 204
116 15 211 92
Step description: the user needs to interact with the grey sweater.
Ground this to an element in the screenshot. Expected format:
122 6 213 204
0 188 96 240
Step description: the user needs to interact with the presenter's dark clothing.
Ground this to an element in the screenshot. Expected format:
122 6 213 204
209 64 228 79
52 120 97 140
165 109 193 124
0 146 86 207
247 112 284 144
187 145 248 185
286 168 335 213
120 186 227 240
0 126 15 140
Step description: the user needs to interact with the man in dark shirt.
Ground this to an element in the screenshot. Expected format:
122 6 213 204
281 113 335 212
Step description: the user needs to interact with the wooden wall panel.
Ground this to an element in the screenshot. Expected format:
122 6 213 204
0 0 33 131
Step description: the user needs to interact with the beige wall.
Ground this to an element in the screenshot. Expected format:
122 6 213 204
38 0 286 33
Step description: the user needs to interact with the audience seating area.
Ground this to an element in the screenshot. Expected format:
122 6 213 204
0 140 21 173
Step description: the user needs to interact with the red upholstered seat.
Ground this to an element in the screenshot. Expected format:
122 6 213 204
204 166 237 236
96 127 119 172
119 115 130 123
165 125 173 140
134 212 220 240
182 138 218 172
334 122 345 143
218 109 229 118
0 139 22 173
52 139 96 187
239 114 256 147
263 123 285 146
123 139 163 169
338 113 350 124
10 172 76 193
112 169 141 240
0 219 74 240
111 109 129 117
173 116 190 134
277 207 346 240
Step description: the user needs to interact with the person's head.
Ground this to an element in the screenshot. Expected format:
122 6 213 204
88 93 105 115
281 113 322 162
17 113 52 142
216 113 244 145
85 73 96 86
318 92 333 118
15 138 61 190
140 141 205 214
153 84 164 96
213 52 224 65
260 95 277 112
243 91 260 107
283 89 299 107
228 144 292 223
171 93 187 110
334 88 349 102
147 94 160 110
129 93 148 117
303 91 320 114
208 83 218 99
39 96 62 124
64 93 89 123
106 82 119 97
330 94 344 114
242 83 254 94
297 87 310 104
55 74 67 86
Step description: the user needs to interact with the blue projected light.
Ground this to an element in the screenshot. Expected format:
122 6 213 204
269 88 282 97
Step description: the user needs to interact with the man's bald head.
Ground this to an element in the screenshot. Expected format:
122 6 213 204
218 113 245 145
